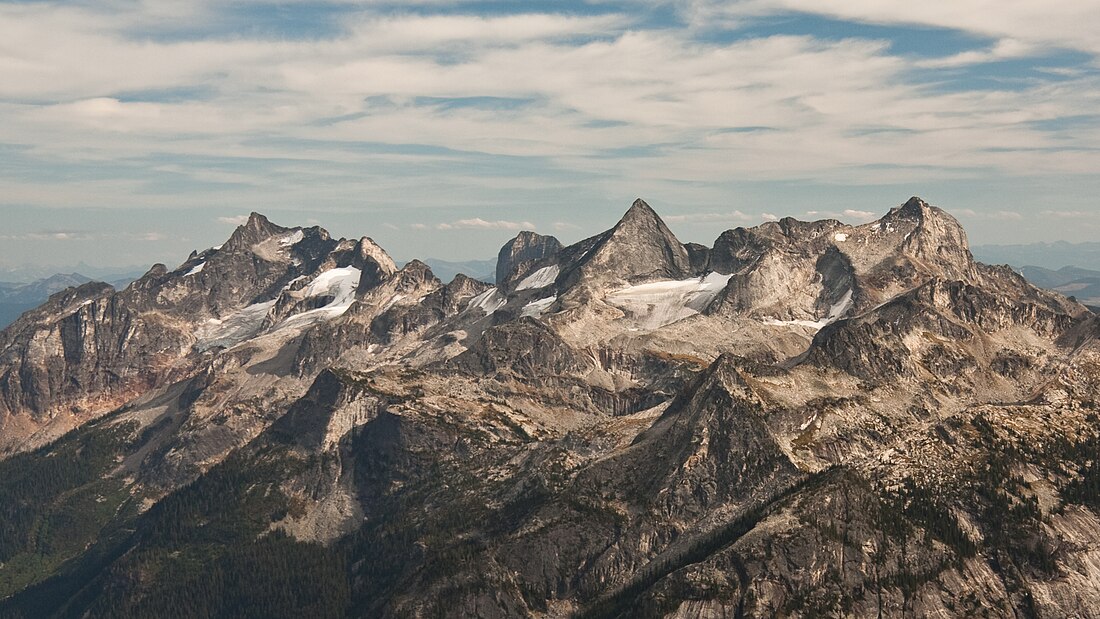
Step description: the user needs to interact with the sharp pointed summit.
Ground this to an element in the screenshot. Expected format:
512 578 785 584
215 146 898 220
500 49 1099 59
3 195 1099 618
223 212 292 252
620 197 660 221
555 198 695 298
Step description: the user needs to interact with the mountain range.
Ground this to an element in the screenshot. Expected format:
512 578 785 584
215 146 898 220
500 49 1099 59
0 273 142 330
972 241 1100 272
0 197 1098 618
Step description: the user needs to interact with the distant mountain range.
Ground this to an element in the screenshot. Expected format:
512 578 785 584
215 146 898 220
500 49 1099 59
0 272 143 329
4 244 1095 330
417 258 495 284
972 241 1100 271
1016 265 1100 306
3 198 1100 617
0 262 148 285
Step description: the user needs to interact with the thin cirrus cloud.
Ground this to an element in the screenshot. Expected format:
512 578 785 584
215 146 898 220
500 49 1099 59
804 209 878 223
437 218 536 231
0 0 1099 267
955 209 1025 221
663 211 758 224
216 216 251 226
687 0 1100 57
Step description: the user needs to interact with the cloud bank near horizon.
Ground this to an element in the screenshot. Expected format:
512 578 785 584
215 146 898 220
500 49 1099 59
1 0 1098 265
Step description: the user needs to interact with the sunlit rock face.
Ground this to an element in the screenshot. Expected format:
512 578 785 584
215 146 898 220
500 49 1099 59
2 197 1099 619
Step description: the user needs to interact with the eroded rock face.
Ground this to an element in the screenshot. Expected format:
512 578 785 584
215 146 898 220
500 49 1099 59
496 230 563 289
0 282 195 452
4 197 1100 619
0 213 400 453
557 199 696 300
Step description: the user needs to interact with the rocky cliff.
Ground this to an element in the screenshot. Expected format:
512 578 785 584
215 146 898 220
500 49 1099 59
0 197 1097 619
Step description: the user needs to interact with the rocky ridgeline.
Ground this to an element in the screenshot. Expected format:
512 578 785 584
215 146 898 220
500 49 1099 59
0 198 1098 618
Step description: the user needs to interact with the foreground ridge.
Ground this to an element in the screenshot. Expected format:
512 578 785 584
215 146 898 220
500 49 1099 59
0 197 1098 618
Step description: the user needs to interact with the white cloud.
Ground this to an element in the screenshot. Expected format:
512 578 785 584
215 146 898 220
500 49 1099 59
955 209 1025 221
804 209 881 223
0 0 1098 256
689 0 1100 57
217 215 250 225
664 210 756 223
842 209 877 222
437 218 535 231
1040 209 1099 219
552 221 582 231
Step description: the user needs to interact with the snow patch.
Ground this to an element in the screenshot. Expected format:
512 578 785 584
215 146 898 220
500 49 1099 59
279 230 304 247
606 272 733 330
196 299 277 350
799 412 819 431
833 233 848 242
278 266 361 327
382 294 404 312
468 288 506 315
515 265 559 291
762 289 854 332
521 295 556 318
185 262 205 276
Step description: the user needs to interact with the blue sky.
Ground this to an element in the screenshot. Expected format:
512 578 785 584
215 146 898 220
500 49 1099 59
1 0 1099 268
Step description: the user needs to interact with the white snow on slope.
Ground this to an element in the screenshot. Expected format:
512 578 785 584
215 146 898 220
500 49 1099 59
515 265 559 291
521 295 556 318
279 267 361 327
762 289 854 331
279 230 304 247
185 262 205 276
468 288 507 315
303 267 359 302
194 267 362 350
606 272 733 330
196 299 277 350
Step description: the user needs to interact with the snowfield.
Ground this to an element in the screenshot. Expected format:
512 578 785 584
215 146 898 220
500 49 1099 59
196 299 278 350
762 289 853 331
606 272 733 330
515 265 560 291
521 295 557 318
468 288 507 315
279 267 362 327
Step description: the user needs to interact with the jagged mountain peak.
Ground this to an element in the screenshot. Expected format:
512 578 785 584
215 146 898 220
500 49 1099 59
620 197 660 222
891 195 931 218
400 259 435 279
609 197 678 240
223 211 294 252
354 237 398 293
7 194 1100 618
496 231 562 288
556 198 694 296
245 210 279 230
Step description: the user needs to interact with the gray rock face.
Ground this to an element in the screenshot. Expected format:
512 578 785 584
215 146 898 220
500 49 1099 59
0 213 400 454
4 197 1100 619
451 317 592 378
496 230 563 289
703 197 994 327
557 199 695 299
0 281 196 452
354 237 398 291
